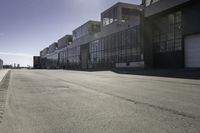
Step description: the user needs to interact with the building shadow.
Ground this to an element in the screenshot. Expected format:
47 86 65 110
111 68 200 80
39 68 200 80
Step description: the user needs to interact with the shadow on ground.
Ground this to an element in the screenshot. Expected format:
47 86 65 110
36 68 200 80
112 69 200 80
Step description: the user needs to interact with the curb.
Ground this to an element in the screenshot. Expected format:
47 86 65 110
0 70 10 84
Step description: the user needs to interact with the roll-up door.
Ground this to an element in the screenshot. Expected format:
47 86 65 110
185 34 200 68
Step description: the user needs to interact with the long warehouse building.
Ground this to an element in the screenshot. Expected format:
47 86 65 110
39 2 144 70
36 1 200 70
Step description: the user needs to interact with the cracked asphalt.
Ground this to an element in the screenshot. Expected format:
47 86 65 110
0 69 200 133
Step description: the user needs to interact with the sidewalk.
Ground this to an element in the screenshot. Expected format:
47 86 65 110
0 69 10 83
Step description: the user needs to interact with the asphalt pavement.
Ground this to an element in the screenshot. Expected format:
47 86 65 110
0 69 200 133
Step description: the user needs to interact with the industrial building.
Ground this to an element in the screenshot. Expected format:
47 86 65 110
143 0 200 68
40 2 144 70
38 1 200 70
40 35 73 69
33 56 41 69
0 59 3 69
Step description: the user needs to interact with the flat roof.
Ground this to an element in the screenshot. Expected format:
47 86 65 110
101 2 141 15
73 20 101 33
58 34 72 41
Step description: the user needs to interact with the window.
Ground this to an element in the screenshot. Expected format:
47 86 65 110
153 11 182 53
102 12 110 26
90 23 101 34
73 22 100 40
121 8 139 22
145 0 160 7
89 25 142 68
102 7 118 26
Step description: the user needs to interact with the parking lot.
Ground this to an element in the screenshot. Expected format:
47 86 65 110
0 70 200 133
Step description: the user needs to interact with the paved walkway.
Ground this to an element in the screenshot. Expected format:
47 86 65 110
0 70 200 133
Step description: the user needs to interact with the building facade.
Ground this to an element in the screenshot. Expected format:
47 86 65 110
33 56 41 69
37 1 200 70
143 0 200 68
40 2 144 70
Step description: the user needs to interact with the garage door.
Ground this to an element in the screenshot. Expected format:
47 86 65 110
185 34 200 68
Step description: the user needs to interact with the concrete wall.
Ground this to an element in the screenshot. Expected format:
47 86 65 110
182 1 200 35
48 43 58 54
73 21 101 41
144 0 190 17
116 61 144 68
100 17 141 37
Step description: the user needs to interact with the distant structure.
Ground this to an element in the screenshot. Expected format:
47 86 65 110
0 59 3 69
3 65 12 69
14 63 16 68
33 56 41 69
17 64 20 68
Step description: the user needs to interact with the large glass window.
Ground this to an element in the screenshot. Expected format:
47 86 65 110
73 22 100 40
90 23 101 34
89 25 142 68
58 46 80 67
121 8 139 22
153 11 182 53
102 7 118 26
145 0 160 7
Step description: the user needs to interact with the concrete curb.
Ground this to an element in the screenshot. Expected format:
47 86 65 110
0 70 10 84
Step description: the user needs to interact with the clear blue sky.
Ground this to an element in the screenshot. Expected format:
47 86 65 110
0 0 141 67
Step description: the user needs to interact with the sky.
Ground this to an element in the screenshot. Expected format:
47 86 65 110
0 0 141 67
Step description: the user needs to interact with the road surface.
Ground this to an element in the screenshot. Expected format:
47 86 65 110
0 70 200 133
